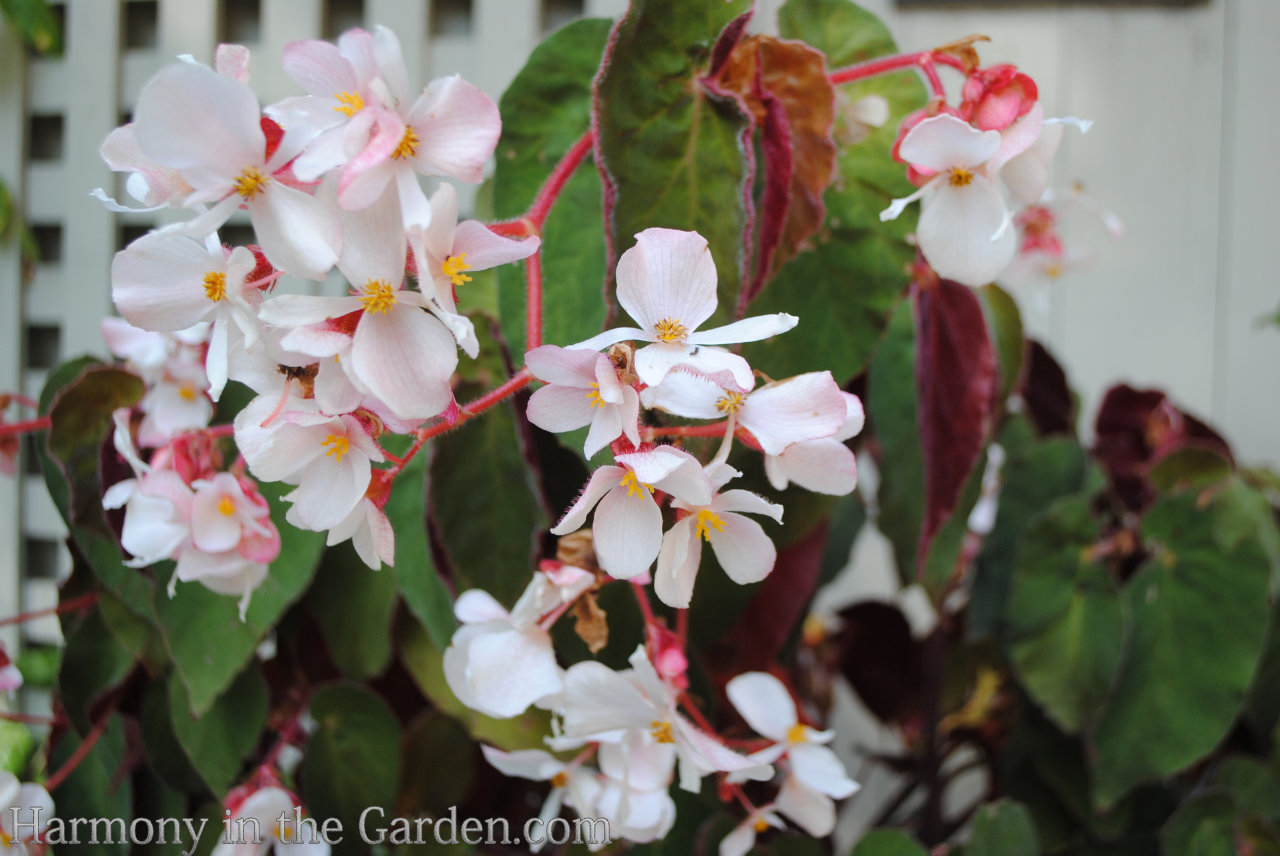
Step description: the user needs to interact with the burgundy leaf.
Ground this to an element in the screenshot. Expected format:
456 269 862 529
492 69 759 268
914 279 996 572
836 601 922 728
1021 339 1075 436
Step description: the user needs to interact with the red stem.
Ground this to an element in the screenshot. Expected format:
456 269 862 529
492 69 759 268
45 707 112 791
631 580 657 629
526 251 544 350
2 393 39 410
829 50 952 99
0 593 98 629
920 61 947 99
0 711 61 726
0 416 51 438
389 370 534 476
645 421 732 440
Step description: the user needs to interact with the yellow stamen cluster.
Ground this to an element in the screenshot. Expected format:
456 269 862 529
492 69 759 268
443 253 473 286
621 471 653 499
217 496 237 517
393 126 420 160
551 772 569 788
715 390 746 415
333 90 364 116
359 279 398 314
653 317 689 344
753 818 771 833
586 382 605 409
787 723 809 744
948 166 975 188
649 720 675 744
178 383 199 402
321 433 350 462
694 509 725 542
233 166 270 200
1045 262 1063 280
203 270 227 302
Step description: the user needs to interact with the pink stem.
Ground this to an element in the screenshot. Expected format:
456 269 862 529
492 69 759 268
3 393 39 410
829 50 952 99
0 593 98 629
645 421 733 440
0 416 51 437
525 251 544 350
45 706 113 791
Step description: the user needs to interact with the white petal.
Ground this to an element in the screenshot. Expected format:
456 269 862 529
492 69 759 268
725 672 798 742
350 306 457 421
898 114 1001 173
654 518 700 609
551 466 623 536
248 184 341 280
593 485 663 579
738 371 846 456
527 385 595 435
405 75 501 183
635 343 755 391
459 626 564 718
525 345 597 386
480 746 564 782
916 176 1017 287
688 313 798 346
789 744 860 799
616 228 718 334
776 777 836 837
774 440 858 496
707 512 777 584
454 589 509 623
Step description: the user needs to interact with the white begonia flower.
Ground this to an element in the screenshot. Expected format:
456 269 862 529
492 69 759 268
725 672 860 804
480 746 603 852
556 646 764 793
137 357 214 448
415 182 540 357
775 775 839 837
526 345 641 459
642 370 848 456
110 231 262 400
654 473 784 609
443 567 593 719
551 445 713 580
0 771 54 853
258 186 458 423
326 497 395 570
131 61 340 280
764 391 865 496
572 228 797 390
720 806 785 856
103 409 195 569
210 787 330 856
94 121 195 212
880 114 1017 287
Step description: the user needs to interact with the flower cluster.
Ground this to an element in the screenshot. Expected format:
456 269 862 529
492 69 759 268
98 28 536 610
880 61 1092 287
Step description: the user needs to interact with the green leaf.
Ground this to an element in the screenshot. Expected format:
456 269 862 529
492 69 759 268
428 399 549 609
1211 755 1280 820
978 283 1026 405
168 663 268 798
1161 793 1238 856
384 437 455 651
969 415 1088 641
849 829 928 856
158 477 324 717
397 712 477 819
58 607 136 733
594 0 753 324
968 799 1041 856
0 0 63 54
399 619 550 752
138 681 207 795
14 645 59 688
1090 483 1274 809
1006 495 1125 734
0 719 34 776
47 716 132 856
308 542 398 680
299 683 401 856
743 0 922 383
494 18 612 358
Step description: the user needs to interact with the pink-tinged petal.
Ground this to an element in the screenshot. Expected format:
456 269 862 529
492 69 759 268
917 176 1017 287
315 358 366 413
776 777 836 837
739 371 846 455
454 589 509 623
640 371 724 420
133 62 263 178
774 439 858 495
259 293 363 327
461 627 564 718
337 106 404 210
707 512 777 584
338 183 407 285
214 44 251 82
111 232 221 331
481 746 565 782
898 114 1001 172
288 125 350 181
121 493 189 565
422 182 460 263
616 228 718 334
654 517 700 609
726 672 797 741
674 716 761 775
371 25 412 105
635 342 755 391
191 488 244 553
364 503 396 568
789 744 860 798
397 170 434 235
619 386 642 450
987 101 1044 178
551 466 624 535
282 38 358 98
99 124 192 207
527 384 595 435
451 220 540 270
569 326 649 352
559 660 655 738
618 445 699 489
405 76 502 183
525 344 597 386
688 312 798 346
835 392 865 442
279 325 353 358
350 305 457 421
247 184 341 280
594 484 663 579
